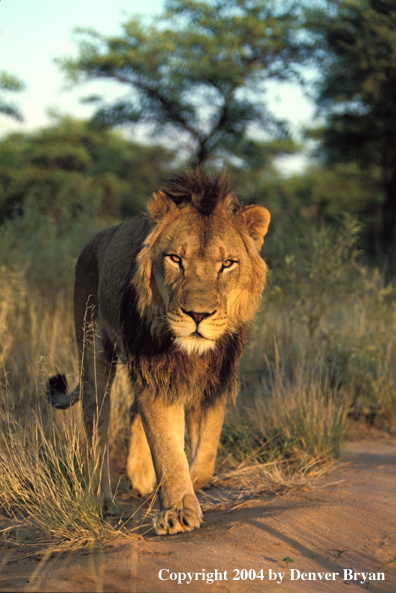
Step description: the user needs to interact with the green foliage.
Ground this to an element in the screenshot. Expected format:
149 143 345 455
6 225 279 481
282 557 294 566
0 116 175 223
226 138 300 206
268 215 363 339
288 163 380 224
0 187 103 297
56 0 309 166
235 161 382 253
309 0 396 167
307 0 396 259
0 71 25 121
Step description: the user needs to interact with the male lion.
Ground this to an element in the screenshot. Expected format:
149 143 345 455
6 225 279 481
49 168 270 535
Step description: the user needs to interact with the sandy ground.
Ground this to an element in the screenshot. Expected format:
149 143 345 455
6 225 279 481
0 438 395 593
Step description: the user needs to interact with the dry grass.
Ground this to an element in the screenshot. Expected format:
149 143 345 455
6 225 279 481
0 210 395 548
0 388 126 548
236 327 350 461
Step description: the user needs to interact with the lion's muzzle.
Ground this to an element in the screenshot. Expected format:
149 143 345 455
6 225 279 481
181 307 217 326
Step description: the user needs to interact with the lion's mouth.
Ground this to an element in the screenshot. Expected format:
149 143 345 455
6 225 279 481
191 331 205 339
173 332 217 356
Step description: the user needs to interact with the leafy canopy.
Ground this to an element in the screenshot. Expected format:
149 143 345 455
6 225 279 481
307 0 396 255
310 0 396 168
0 115 174 223
56 0 310 165
0 71 25 121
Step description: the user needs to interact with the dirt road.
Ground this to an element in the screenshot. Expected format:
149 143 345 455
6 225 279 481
1 439 395 592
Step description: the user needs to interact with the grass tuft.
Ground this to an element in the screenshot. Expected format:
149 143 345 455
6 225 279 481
0 397 119 546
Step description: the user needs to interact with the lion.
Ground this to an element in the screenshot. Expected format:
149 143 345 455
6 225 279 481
49 168 270 535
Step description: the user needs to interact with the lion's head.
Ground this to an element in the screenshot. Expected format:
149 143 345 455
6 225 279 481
132 169 270 356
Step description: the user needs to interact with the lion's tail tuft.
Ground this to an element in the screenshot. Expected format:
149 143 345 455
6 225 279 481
47 373 80 409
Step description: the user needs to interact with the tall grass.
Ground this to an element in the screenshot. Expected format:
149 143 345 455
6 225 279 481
0 398 115 546
0 198 124 546
1 204 395 545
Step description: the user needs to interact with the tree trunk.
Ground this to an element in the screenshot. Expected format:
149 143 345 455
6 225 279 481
194 141 210 167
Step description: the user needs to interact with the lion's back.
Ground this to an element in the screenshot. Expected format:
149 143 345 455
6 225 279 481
74 216 151 348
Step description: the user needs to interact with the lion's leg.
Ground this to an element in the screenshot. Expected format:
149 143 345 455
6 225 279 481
80 330 117 512
138 393 202 535
186 398 226 491
126 399 157 497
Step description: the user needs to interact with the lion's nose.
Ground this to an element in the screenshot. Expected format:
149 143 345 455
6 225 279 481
182 309 217 325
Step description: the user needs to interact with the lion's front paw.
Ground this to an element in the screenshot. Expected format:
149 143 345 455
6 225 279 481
153 507 202 535
153 495 203 535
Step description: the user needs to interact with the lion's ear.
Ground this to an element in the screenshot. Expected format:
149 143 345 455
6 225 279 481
148 191 178 222
239 205 270 249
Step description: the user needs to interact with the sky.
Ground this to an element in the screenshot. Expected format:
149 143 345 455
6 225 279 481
0 0 316 171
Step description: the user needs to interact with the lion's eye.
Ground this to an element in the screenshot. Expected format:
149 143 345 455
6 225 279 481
222 259 236 270
168 254 182 265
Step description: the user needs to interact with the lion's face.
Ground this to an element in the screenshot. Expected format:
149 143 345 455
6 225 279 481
152 210 258 355
136 192 270 356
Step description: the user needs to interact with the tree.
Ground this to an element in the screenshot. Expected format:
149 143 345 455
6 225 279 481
0 116 175 223
308 0 396 264
0 71 25 121
56 0 310 168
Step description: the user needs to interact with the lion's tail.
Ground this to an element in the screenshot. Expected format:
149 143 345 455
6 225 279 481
47 373 81 409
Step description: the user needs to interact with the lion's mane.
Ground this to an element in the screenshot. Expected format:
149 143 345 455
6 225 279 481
120 168 267 406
